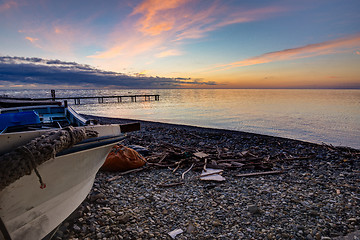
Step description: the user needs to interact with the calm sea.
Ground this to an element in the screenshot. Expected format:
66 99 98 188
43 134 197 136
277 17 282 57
1 89 359 149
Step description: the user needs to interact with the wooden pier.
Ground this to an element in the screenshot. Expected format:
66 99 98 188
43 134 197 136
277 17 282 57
63 95 160 105
31 91 160 105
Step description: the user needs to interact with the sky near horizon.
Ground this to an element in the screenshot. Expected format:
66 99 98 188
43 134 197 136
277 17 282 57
0 0 360 89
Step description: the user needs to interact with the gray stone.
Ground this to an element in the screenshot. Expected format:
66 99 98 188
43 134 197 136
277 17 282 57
248 205 261 214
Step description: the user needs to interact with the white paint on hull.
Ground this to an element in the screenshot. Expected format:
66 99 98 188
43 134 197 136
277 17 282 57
0 124 122 156
0 142 114 240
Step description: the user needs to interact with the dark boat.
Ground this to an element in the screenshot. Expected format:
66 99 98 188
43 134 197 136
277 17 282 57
0 96 62 108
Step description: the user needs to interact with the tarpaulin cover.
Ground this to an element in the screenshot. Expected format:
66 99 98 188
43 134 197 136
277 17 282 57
101 144 147 172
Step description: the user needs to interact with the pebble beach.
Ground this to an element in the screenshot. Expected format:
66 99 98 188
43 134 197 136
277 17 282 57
51 115 360 240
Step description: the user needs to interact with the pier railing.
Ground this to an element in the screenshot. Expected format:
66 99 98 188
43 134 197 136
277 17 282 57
48 95 160 105
12 90 160 105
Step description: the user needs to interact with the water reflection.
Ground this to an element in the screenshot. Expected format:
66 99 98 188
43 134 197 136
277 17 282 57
1 89 359 148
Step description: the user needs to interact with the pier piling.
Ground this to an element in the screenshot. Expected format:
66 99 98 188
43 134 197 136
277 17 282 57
43 90 159 105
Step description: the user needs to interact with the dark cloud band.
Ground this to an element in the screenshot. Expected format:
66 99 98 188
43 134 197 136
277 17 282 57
0 56 217 88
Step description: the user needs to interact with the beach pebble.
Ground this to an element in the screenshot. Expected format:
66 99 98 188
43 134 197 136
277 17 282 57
54 117 360 239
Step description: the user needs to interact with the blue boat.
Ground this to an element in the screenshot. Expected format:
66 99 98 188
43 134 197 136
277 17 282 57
0 103 88 134
0 101 139 240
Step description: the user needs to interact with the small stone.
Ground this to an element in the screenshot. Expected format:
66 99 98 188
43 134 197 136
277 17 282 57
90 193 105 202
186 221 196 233
213 220 222 227
118 214 131 224
248 205 261 214
348 218 357 223
308 210 319 217
306 234 314 240
73 224 81 232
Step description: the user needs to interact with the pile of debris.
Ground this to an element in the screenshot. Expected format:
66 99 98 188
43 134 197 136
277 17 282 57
107 141 317 184
107 134 360 186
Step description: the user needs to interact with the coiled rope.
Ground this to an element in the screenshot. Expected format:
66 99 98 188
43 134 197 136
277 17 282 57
0 126 98 191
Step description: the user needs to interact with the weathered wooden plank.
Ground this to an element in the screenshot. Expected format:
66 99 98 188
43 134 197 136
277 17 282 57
236 170 285 177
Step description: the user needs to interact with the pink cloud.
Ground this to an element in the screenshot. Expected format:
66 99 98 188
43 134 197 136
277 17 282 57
0 0 17 12
211 34 360 71
19 23 94 56
89 0 287 66
131 0 286 39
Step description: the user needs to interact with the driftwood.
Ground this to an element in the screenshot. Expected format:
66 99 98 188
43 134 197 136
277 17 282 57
139 140 317 181
236 170 285 177
107 167 148 182
199 168 225 181
181 163 194 179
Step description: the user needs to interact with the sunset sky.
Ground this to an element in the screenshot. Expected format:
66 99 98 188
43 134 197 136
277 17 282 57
0 0 359 88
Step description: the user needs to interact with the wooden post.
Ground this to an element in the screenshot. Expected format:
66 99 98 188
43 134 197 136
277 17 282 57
51 89 55 101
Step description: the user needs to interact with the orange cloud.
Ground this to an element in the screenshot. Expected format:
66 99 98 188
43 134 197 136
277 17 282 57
155 49 182 58
88 34 164 60
54 27 63 34
25 36 38 43
90 0 286 64
211 34 360 71
131 0 188 36
0 0 17 12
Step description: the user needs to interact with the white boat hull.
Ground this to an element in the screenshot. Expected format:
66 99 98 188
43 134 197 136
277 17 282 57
0 125 124 240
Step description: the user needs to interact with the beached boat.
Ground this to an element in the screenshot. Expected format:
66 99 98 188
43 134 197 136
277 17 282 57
0 96 62 108
0 103 139 240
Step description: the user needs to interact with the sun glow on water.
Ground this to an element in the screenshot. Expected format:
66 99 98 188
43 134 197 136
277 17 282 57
1 89 358 149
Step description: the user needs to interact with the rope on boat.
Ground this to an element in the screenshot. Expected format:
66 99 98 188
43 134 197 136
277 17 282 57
0 126 98 191
21 146 46 189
